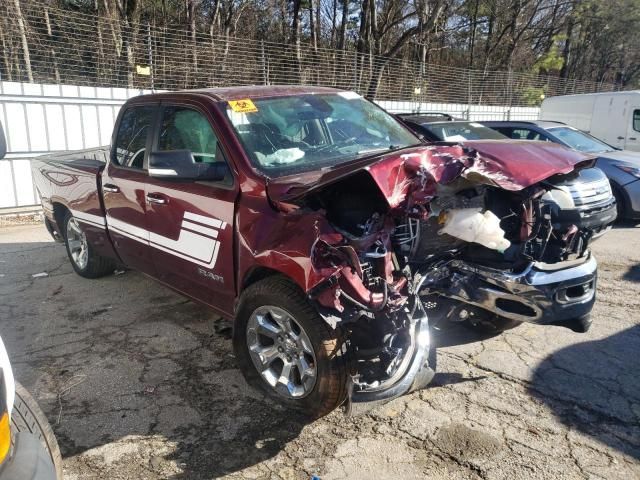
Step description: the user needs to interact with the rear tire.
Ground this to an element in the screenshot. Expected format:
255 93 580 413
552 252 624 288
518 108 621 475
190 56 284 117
63 211 115 278
233 276 348 418
11 382 63 479
612 184 627 222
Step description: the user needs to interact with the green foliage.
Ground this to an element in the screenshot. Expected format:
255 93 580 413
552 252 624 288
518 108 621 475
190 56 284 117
532 36 564 74
521 86 546 106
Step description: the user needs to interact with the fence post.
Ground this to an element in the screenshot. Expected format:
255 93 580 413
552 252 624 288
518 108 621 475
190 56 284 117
147 22 154 91
261 41 267 85
467 69 472 120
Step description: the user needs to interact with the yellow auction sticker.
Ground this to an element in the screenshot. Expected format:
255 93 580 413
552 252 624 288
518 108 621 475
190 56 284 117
228 99 258 113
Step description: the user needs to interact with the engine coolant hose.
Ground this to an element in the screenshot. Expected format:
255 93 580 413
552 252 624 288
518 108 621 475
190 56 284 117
340 279 388 312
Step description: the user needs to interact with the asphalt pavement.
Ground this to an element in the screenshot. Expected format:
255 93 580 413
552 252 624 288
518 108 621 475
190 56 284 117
0 222 639 480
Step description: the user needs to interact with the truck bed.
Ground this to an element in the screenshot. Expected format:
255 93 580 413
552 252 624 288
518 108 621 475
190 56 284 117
31 147 110 247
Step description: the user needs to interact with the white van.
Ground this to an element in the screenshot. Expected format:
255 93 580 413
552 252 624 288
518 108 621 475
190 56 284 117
540 91 640 152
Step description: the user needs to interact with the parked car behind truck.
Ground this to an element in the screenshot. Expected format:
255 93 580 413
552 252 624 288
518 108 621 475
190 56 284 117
30 87 607 416
483 120 640 221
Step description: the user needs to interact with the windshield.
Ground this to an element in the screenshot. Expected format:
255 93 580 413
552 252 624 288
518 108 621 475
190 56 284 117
421 121 508 141
547 127 613 153
223 93 419 177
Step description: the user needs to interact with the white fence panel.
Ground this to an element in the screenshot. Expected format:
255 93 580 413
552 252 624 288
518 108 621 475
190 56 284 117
0 81 154 209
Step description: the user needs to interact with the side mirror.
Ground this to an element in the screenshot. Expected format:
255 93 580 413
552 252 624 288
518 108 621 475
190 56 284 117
0 121 6 160
149 150 229 182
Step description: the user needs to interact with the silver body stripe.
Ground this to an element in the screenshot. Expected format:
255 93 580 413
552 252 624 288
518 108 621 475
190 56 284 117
181 220 219 238
70 209 106 227
184 211 225 229
105 213 224 269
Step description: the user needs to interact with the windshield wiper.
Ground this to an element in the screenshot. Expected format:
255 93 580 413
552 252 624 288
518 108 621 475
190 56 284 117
356 143 421 157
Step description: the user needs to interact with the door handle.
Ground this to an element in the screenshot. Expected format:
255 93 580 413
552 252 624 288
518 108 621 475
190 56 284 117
103 183 120 193
146 193 168 205
617 136 625 140
630 137 637 141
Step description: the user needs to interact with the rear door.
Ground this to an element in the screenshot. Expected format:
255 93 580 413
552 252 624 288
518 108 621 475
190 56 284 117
145 101 238 315
102 104 158 275
625 108 640 152
595 95 628 148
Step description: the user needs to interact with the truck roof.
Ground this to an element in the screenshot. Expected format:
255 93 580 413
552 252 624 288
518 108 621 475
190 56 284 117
133 85 346 102
482 120 568 130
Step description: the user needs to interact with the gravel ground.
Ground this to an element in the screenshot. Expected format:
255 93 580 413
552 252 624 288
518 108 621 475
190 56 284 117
0 222 639 480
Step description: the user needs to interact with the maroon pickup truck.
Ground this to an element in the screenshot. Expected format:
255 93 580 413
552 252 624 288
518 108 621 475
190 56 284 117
30 86 609 416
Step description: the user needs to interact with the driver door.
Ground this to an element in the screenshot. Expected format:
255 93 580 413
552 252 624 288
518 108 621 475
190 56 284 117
145 102 237 315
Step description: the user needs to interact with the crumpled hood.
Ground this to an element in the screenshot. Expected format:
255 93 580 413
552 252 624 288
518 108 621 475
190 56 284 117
267 141 593 208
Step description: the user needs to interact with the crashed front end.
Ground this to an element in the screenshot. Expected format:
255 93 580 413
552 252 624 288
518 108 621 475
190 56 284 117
264 142 612 404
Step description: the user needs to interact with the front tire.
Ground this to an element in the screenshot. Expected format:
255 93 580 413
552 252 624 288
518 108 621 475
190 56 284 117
63 211 115 278
11 382 63 479
233 276 348 418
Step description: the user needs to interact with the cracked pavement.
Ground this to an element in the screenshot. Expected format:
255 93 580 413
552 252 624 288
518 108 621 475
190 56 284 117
0 222 639 479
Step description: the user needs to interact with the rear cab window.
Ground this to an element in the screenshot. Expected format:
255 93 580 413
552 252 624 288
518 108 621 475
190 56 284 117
112 106 156 169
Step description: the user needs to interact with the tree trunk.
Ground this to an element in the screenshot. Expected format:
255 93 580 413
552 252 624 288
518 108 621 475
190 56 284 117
331 0 337 47
309 0 317 52
338 0 349 50
468 0 479 69
559 16 574 79
291 0 302 81
0 20 13 81
187 0 198 73
316 0 321 48
44 8 60 83
13 0 33 82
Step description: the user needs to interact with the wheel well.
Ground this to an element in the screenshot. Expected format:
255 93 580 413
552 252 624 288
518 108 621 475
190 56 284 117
52 203 69 236
241 266 281 291
610 181 628 219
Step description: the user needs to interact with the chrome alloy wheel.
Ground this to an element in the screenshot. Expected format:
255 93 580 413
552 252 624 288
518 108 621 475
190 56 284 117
246 306 317 398
66 217 89 270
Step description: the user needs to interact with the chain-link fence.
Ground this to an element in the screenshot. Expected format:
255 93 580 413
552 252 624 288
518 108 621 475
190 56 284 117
0 3 620 108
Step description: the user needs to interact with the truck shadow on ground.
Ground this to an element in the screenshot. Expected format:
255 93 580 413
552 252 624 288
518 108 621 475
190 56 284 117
623 264 640 283
529 325 640 461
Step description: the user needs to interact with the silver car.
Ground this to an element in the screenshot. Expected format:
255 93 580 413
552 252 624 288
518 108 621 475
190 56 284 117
483 121 640 221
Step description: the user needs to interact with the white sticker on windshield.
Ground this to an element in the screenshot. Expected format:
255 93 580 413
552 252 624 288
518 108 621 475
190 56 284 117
337 91 361 100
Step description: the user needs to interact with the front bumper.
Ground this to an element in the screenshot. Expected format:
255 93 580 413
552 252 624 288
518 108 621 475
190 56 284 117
350 315 433 405
434 254 598 326
0 432 56 480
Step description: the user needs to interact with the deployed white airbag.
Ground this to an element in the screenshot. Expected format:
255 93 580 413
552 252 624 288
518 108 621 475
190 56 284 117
439 208 511 252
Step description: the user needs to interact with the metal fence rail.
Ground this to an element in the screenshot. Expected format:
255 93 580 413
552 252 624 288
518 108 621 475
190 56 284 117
0 3 619 108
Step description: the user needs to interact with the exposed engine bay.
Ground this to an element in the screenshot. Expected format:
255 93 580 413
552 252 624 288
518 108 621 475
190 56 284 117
271 144 615 401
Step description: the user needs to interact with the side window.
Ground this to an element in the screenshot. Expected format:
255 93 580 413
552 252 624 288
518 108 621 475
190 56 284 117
633 110 640 132
493 127 515 138
158 106 219 164
113 106 156 169
510 128 539 140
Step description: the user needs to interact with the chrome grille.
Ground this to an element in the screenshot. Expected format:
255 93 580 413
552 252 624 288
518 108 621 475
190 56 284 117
568 178 613 207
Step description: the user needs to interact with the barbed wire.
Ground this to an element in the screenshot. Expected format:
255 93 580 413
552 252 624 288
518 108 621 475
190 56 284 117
0 3 619 107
